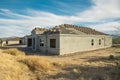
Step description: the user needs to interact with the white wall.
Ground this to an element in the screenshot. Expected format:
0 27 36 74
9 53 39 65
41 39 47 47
59 34 112 55
7 41 19 45
29 33 112 55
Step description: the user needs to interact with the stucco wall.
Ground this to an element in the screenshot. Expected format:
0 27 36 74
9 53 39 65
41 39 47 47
104 36 112 47
46 34 60 55
31 35 38 50
59 34 112 55
24 36 28 45
26 35 41 50
38 34 60 55
7 41 19 45
29 33 112 55
38 35 46 53
26 36 32 48
0 41 6 46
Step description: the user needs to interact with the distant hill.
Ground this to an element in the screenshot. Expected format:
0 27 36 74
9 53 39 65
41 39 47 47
110 34 120 38
112 36 120 44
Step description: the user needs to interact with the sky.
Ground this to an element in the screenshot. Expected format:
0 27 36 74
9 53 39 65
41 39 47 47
0 0 120 37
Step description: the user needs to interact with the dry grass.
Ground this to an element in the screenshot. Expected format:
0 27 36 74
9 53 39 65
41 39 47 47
2 48 25 56
0 47 120 80
0 48 63 80
52 61 64 67
21 56 55 74
0 53 34 80
19 56 64 80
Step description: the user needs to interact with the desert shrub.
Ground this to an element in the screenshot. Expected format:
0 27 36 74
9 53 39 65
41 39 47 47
78 77 85 80
21 56 54 74
110 61 120 80
112 44 120 48
2 48 25 56
115 62 120 73
109 55 114 59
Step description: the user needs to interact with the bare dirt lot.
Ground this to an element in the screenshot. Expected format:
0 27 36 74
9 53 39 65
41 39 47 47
0 47 120 80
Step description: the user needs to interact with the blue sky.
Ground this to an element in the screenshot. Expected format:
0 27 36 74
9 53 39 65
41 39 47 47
0 0 120 37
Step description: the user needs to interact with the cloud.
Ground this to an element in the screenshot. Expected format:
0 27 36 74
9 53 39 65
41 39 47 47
0 25 26 37
0 9 31 19
77 0 120 22
0 0 120 37
89 21 120 31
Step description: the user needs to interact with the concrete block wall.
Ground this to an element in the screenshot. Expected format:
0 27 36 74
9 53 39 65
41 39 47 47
27 33 112 55
38 34 60 55
59 34 112 55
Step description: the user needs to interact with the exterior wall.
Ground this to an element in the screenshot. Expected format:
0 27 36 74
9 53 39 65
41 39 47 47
24 36 28 45
38 34 46 53
30 35 38 50
59 34 112 55
0 41 6 46
104 36 112 47
19 36 29 45
28 33 112 55
46 34 60 55
26 35 41 50
7 40 19 45
19 38 25 45
37 34 60 55
26 36 33 48
0 40 19 46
